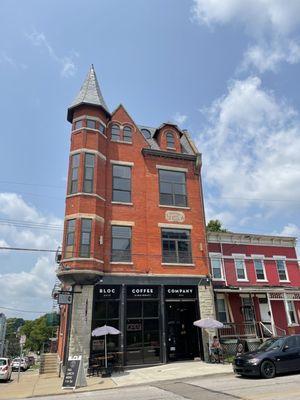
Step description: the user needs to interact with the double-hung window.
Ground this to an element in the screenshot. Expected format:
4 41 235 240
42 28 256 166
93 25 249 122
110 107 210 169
79 219 92 258
74 120 83 130
210 256 224 280
112 165 131 203
111 124 121 141
159 169 187 207
253 259 266 281
216 295 228 323
86 119 96 129
65 219 75 258
287 301 297 325
162 228 192 264
275 259 288 281
111 226 131 262
166 132 175 149
234 257 247 280
83 153 95 193
123 126 132 142
69 154 80 194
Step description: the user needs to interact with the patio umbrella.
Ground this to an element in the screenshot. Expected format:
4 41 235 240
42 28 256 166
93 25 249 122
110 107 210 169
91 325 121 369
193 318 224 329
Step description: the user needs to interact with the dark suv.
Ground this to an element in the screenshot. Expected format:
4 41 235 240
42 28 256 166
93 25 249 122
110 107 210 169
233 335 300 378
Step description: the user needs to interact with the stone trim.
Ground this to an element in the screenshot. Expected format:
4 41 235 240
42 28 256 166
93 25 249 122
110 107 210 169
110 220 135 226
65 213 104 223
158 223 193 229
70 148 106 161
110 160 134 166
66 193 106 202
156 164 188 172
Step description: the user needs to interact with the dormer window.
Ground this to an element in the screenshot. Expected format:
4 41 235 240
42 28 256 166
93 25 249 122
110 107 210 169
141 129 151 139
111 124 121 141
166 132 175 149
86 119 96 129
123 126 132 142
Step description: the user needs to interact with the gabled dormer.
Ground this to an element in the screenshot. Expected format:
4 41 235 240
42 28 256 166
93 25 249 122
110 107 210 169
153 123 183 153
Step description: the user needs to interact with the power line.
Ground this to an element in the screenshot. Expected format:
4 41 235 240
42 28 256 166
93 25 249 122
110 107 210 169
0 218 63 231
0 180 65 189
0 246 57 253
0 306 49 313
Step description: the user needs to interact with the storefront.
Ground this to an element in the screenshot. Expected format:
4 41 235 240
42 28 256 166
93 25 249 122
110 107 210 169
90 277 204 366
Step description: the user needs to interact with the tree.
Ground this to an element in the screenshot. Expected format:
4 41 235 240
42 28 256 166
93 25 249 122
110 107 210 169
20 315 55 352
206 219 227 232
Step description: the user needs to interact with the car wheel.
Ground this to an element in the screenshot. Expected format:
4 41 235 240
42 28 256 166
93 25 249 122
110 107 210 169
260 360 276 379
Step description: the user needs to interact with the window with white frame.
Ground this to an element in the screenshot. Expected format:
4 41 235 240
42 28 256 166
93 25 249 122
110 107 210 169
210 257 224 280
234 258 247 280
216 295 228 323
287 301 297 325
276 259 288 281
254 259 265 281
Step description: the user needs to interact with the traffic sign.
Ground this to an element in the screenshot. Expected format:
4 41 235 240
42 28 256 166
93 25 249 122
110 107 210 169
58 292 73 305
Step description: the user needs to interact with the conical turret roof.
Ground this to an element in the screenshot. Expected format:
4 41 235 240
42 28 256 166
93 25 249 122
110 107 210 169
67 65 110 122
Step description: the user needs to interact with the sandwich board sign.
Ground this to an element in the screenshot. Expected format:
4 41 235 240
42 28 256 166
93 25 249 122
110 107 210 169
62 355 86 390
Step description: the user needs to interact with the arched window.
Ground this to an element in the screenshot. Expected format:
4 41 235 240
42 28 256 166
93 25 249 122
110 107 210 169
141 129 151 139
166 132 175 149
111 124 120 141
123 126 132 142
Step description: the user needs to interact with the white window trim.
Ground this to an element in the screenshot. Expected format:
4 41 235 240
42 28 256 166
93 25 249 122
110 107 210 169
156 165 188 172
159 205 190 210
216 294 230 323
162 263 195 267
286 300 298 326
252 258 268 282
111 201 133 206
274 258 290 282
158 223 193 229
209 253 225 281
110 160 134 166
233 256 248 281
110 220 135 226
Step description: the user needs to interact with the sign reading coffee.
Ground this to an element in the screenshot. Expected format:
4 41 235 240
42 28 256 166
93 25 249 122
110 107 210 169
95 285 120 299
165 286 196 299
126 285 158 298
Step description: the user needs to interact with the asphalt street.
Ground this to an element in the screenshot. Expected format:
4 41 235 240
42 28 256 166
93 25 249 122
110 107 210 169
10 372 300 400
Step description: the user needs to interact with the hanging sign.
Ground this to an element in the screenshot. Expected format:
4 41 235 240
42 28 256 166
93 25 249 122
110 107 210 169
127 285 158 299
58 292 73 305
165 286 196 299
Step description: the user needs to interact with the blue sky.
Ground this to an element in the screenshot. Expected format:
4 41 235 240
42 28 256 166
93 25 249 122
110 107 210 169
1 0 300 318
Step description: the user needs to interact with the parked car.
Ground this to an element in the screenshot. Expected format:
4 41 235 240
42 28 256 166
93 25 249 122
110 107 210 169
12 358 28 372
0 358 12 382
233 335 300 378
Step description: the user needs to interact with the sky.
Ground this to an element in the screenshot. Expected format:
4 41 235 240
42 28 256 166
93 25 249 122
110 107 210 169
0 0 300 319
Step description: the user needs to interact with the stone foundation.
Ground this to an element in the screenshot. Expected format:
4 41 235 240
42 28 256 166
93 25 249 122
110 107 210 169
198 285 216 361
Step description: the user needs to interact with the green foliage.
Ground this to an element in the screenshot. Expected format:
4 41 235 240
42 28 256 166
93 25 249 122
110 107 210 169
19 315 56 352
5 318 25 358
206 219 227 232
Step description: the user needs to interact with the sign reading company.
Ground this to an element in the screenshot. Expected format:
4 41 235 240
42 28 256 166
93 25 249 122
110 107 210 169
165 286 196 299
127 285 158 299
95 285 120 300
165 210 185 223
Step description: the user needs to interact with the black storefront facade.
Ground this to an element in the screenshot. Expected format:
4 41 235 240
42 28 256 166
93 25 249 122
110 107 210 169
90 276 205 366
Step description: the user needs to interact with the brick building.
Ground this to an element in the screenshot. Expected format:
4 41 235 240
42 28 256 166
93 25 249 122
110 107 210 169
208 232 300 351
57 66 214 370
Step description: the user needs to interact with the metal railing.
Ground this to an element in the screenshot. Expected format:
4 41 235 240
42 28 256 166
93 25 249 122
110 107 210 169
219 322 257 338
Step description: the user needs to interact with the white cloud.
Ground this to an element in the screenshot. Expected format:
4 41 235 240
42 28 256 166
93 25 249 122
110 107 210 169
278 223 300 237
241 39 300 73
0 193 62 318
0 256 56 318
173 113 188 126
198 76 300 214
26 28 78 78
192 0 300 72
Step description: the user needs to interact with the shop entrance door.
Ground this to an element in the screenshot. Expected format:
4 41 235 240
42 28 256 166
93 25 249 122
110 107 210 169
166 301 199 361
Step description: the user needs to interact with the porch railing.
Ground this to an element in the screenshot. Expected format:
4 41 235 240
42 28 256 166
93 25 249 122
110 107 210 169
219 322 287 339
219 322 257 338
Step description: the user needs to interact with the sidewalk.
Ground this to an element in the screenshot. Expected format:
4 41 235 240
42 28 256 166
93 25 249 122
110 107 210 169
0 361 232 399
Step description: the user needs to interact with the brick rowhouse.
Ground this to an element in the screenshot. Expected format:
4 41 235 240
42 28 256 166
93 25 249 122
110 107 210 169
208 231 300 353
56 66 214 371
